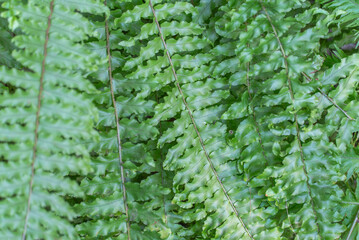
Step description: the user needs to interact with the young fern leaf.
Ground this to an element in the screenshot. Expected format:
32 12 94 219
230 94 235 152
260 1 321 236
134 0 254 239
149 0 253 238
231 0 346 238
104 2 131 238
315 53 359 238
214 1 282 238
0 0 106 239
76 1 169 239
22 1 55 238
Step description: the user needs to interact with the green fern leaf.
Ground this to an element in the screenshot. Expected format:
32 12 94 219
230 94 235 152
75 1 170 239
0 0 105 238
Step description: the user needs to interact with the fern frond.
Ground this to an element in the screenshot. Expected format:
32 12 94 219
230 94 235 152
229 0 347 239
314 53 359 238
75 1 170 239
210 1 295 238
0 0 106 238
112 0 269 239
321 0 359 41
2 0 359 238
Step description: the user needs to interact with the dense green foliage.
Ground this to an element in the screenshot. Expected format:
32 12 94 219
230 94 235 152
1 0 359 239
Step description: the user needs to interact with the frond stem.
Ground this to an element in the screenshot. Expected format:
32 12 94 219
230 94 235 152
22 1 54 239
346 209 359 240
260 0 321 236
104 2 131 239
149 1 254 239
302 72 354 120
343 201 359 205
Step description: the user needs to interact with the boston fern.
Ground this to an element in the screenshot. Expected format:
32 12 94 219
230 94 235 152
1 0 359 239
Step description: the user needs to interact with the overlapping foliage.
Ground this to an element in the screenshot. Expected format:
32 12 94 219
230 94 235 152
1 0 359 239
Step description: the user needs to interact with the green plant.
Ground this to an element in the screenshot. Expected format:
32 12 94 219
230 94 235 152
0 0 106 238
1 0 359 239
